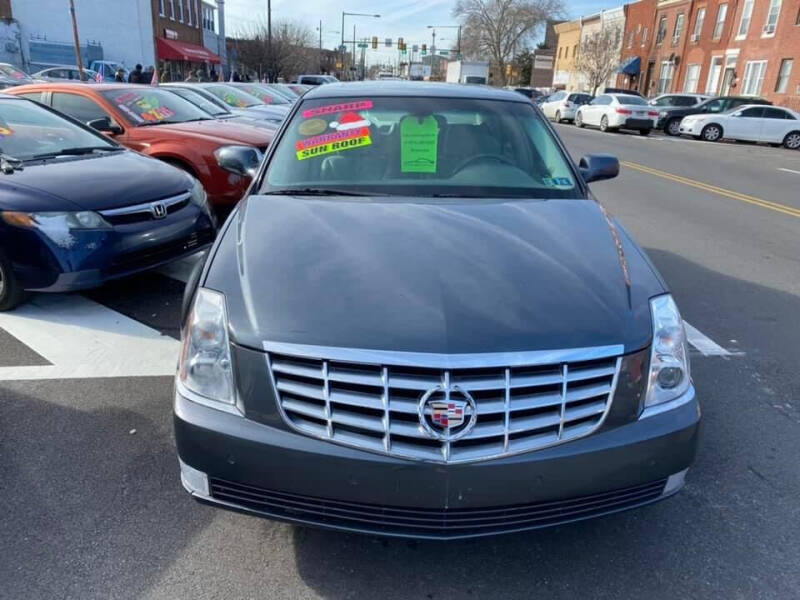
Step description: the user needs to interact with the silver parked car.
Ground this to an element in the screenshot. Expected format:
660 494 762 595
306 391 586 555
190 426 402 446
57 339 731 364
32 66 100 83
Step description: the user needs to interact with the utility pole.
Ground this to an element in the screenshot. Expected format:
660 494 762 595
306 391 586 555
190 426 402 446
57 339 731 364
267 0 272 82
68 0 84 80
318 20 322 72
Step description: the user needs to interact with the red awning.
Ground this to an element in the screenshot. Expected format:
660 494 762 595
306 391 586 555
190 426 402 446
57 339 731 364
156 38 221 64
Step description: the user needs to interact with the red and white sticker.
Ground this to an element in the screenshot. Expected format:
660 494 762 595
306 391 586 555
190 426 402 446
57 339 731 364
302 100 373 119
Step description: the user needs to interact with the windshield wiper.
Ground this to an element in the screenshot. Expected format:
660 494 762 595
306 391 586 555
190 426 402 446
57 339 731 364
268 188 387 197
31 146 122 159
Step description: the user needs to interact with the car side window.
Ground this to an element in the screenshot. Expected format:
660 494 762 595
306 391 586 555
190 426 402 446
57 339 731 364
704 99 724 112
739 107 765 118
553 91 567 101
17 92 43 103
51 92 112 124
674 96 698 106
763 108 791 119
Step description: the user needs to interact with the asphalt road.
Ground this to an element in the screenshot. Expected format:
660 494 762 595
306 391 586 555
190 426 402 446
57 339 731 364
2 126 799 599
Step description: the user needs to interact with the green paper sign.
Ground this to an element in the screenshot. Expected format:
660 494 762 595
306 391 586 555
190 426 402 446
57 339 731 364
400 116 439 173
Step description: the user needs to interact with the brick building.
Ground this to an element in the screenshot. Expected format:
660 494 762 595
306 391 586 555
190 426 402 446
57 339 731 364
645 0 695 96
153 0 220 81
617 0 658 92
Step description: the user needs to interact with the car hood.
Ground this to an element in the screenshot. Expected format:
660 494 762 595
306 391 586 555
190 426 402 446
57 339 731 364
0 150 190 211
149 119 274 146
207 196 664 355
244 105 289 118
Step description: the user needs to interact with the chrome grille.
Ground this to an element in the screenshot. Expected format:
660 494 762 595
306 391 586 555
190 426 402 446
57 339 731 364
266 343 622 464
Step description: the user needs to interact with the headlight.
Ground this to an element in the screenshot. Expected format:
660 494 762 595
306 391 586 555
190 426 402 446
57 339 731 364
188 176 207 208
645 294 691 408
178 288 235 406
214 145 263 178
1 210 111 229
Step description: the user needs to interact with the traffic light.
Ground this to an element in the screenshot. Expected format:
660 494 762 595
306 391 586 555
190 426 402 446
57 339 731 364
372 36 378 50
421 44 427 53
398 37 404 51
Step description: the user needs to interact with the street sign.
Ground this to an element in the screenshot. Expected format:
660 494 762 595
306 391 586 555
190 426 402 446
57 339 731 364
385 38 392 47
358 43 368 48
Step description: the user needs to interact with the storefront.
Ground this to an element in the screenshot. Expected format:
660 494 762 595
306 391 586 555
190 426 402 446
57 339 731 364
156 37 220 82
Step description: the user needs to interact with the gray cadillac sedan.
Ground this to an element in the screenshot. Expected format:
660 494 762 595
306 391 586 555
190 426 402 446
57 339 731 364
174 82 700 539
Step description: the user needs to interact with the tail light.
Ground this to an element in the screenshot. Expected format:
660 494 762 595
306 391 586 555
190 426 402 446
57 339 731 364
616 108 632 115
648 111 659 117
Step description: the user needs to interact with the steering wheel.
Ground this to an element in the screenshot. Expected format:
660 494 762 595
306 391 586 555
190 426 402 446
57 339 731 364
451 153 517 175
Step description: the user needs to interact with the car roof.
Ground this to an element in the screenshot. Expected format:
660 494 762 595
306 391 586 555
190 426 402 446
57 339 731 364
303 81 529 102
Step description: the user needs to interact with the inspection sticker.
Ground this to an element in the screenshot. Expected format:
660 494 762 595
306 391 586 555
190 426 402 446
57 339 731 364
302 100 373 119
0 126 13 137
296 127 371 160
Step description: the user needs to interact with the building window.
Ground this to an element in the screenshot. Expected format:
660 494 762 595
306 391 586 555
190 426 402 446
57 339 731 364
195 0 200 28
573 44 578 57
158 0 165 16
656 16 668 45
658 60 675 93
641 26 648 45
558 47 562 59
763 0 782 35
673 13 685 45
186 0 192 26
692 8 706 41
737 0 754 37
742 60 768 95
168 0 175 20
706 56 723 93
684 64 701 92
775 58 794 92
713 4 728 38
177 0 184 22
627 30 634 48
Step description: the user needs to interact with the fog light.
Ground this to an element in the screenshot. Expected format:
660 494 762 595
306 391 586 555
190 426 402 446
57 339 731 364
663 468 688 495
179 458 209 496
657 366 684 389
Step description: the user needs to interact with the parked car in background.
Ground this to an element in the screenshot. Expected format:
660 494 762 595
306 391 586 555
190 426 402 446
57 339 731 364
679 105 800 148
649 93 713 135
279 83 311 96
162 83 287 126
163 86 278 131
603 87 644 97
540 91 593 123
576 93 658 135
658 95 771 136
175 82 699 539
0 95 215 311
226 82 293 106
0 63 34 90
6 83 275 210
510 87 543 101
89 60 128 82
296 74 338 86
32 66 100 83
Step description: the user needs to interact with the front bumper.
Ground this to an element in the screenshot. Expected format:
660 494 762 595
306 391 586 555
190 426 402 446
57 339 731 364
174 385 700 539
8 205 215 292
679 121 704 136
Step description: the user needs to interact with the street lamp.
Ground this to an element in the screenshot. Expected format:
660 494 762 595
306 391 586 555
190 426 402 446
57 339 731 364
342 12 380 80
427 24 462 55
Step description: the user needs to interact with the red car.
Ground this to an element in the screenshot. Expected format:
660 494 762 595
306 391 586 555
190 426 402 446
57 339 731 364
7 83 275 209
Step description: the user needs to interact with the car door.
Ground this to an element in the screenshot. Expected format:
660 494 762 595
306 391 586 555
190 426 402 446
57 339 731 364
542 92 565 118
585 95 607 125
724 106 765 140
761 108 796 142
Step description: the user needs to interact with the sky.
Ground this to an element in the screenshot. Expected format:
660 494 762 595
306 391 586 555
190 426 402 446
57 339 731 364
224 0 611 66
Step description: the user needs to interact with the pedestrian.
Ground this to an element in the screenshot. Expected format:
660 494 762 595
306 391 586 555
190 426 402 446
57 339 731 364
209 67 217 81
114 67 126 82
128 64 144 84
232 70 241 82
184 69 201 82
144 65 155 82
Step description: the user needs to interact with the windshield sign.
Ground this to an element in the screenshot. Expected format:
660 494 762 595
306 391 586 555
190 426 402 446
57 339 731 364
101 89 211 125
264 97 579 199
204 85 261 108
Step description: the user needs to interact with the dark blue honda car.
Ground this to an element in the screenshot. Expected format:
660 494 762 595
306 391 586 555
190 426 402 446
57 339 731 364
0 94 216 310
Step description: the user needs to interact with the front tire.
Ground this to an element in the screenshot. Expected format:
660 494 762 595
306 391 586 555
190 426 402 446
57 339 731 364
783 131 800 150
555 110 562 124
701 123 723 142
575 112 585 128
666 118 682 136
600 115 610 132
0 249 28 312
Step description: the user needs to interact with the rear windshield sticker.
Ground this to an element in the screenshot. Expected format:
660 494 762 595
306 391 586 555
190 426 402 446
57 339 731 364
400 116 439 173
298 118 327 136
0 126 13 137
302 100 373 119
296 128 372 161
329 112 371 132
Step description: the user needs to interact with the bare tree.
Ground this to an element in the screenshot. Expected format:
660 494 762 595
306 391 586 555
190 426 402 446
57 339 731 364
233 19 316 81
453 0 564 86
575 25 623 95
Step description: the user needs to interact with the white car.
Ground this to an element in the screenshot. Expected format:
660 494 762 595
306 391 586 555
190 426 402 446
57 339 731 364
540 91 594 123
679 105 800 149
575 93 659 135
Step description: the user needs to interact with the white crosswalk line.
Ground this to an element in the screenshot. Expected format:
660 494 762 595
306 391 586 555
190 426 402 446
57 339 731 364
0 295 179 381
684 322 732 356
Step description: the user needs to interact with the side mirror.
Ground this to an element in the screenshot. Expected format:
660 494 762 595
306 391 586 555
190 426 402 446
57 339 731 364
87 117 123 135
579 154 619 183
214 145 263 178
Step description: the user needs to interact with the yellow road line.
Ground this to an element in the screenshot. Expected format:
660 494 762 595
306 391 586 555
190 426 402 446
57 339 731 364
620 160 800 219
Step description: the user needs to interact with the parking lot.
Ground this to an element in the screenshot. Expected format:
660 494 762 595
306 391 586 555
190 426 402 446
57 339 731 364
1 116 799 599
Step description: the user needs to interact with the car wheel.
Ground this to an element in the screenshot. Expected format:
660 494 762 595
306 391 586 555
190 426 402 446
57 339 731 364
783 131 800 150
555 110 562 124
639 129 651 136
0 249 28 312
701 124 723 142
666 118 681 136
600 116 610 132
575 112 584 128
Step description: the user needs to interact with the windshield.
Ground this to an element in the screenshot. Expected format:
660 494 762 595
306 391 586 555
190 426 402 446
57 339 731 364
166 87 230 116
0 64 33 83
203 84 262 108
0 98 116 160
616 95 648 105
237 84 290 105
263 96 579 199
100 88 212 125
